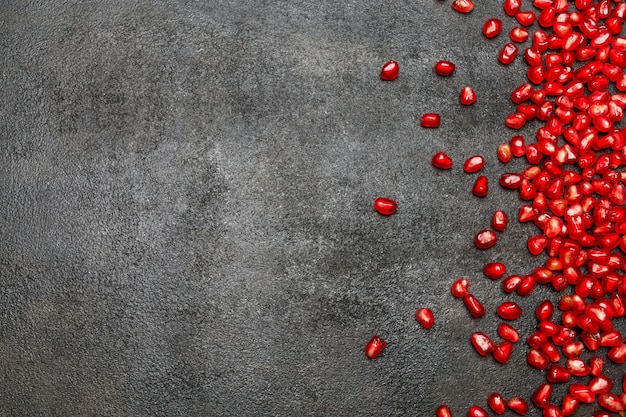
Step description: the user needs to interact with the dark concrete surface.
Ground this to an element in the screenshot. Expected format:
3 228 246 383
1 1 623 416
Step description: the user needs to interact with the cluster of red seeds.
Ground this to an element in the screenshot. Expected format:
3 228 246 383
367 0 626 416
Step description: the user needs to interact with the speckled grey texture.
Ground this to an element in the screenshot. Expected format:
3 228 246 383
1 1 624 416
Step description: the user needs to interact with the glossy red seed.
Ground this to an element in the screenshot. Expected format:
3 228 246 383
589 375 613 394
472 176 488 197
546 364 571 383
505 112 526 129
415 308 434 329
464 294 486 318
510 26 529 43
432 152 453 169
608 343 626 363
497 301 523 320
561 394 579 416
569 383 595 403
497 143 512 163
536 300 555 321
434 60 456 77
452 0 474 13
471 331 494 356
483 18 503 39
463 155 485 173
507 397 529 415
566 358 591 376
598 393 624 413
499 42 519 65
531 383 553 408
460 86 477 105
528 234 548 255
365 335 386 359
542 404 562 417
373 197 397 216
487 392 506 415
483 262 506 279
589 355 605 376
380 61 399 81
451 277 470 298
474 230 497 249
467 405 488 417
436 405 453 417
491 210 508 231
492 340 514 364
498 323 520 343
516 10 536 26
422 113 441 128
504 0 522 16
528 348 550 370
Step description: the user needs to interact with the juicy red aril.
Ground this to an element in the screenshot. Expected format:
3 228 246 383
422 113 441 128
471 331 494 356
597 393 624 413
528 234 548 255
507 397 529 415
472 176 489 197
505 112 526 129
535 300 555 321
487 392 507 415
497 301 522 320
499 42 519 65
510 26 529 43
491 210 508 231
589 356 605 377
436 405 453 417
467 405 488 417
589 375 613 394
493 340 514 364
434 60 456 77
463 155 485 173
474 230 497 249
452 0 474 14
380 61 399 81
497 143 512 162
504 0 521 16
531 383 553 408
546 364 571 383
542 404 563 417
516 10 536 26
432 152 453 169
415 308 434 329
483 18 503 38
528 348 550 370
460 86 477 105
373 197 397 216
569 383 595 403
498 322 520 343
566 358 591 376
365 335 386 359
464 294 486 318
451 277 469 298
483 262 506 279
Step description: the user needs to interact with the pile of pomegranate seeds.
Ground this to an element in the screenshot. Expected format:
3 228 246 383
370 0 626 415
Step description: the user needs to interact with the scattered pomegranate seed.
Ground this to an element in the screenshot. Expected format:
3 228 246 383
497 322 520 343
472 176 489 197
421 113 441 128
460 86 477 105
531 383 553 409
380 60 399 81
463 155 485 173
434 60 456 77
497 143 512 162
373 197 397 216
497 301 523 320
415 308 434 329
487 392 507 414
507 397 529 415
464 294 486 318
364 335 386 359
451 277 470 298
436 405 453 417
483 262 506 279
493 340 514 364
452 0 474 14
474 229 497 249
431 152 453 169
483 18 503 38
515 10 536 26
499 42 519 65
510 26 529 43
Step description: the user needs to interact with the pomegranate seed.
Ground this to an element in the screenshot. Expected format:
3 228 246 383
528 234 549 255
546 364 571 383
528 348 550 370
504 0 522 16
474 230 497 249
460 86 477 105
589 356 605 376
502 274 522 293
536 300 555 321
452 0 474 14
569 383 595 403
483 18 503 39
497 143 512 163
472 176 489 197
531 383 553 408
499 42 519 65
510 26 529 43
498 323 520 343
434 60 456 77
542 404 563 417
487 392 506 415
516 11 537 26
507 397 529 415
598 393 624 413
492 340 514 364
415 308 434 329
505 112 526 129
436 405 453 417
608 343 626 363
467 405 488 417
451 277 470 298
510 135 526 156
464 294 486 318
364 335 386 359
561 394 579 416
422 113 441 128
483 262 506 279
566 357 591 376
463 155 485 173
471 331 494 356
497 301 523 320
432 152 453 169
373 197 397 216
491 210 508 231
589 375 613 394
380 61 399 81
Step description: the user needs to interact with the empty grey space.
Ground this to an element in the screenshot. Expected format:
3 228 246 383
1 1 623 416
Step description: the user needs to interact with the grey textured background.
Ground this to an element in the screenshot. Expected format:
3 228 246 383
1 1 624 416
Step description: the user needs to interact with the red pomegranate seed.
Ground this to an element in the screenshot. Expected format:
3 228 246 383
569 383 595 403
472 176 489 197
474 230 497 249
464 294 486 318
373 197 397 216
492 340 514 364
589 375 613 394
451 277 470 298
436 405 453 417
528 234 549 255
510 26 529 43
608 343 626 363
516 274 536 296
561 394 579 416
483 18 503 39
463 155 485 173
422 113 441 128
487 392 506 415
505 112 526 129
483 262 506 279
516 11 536 26
528 348 550 370
460 86 477 105
535 300 555 321
452 0 474 14
531 383 553 409
497 143 512 162
546 364 571 383
415 308 434 329
432 152 453 169
504 0 521 16
598 393 624 413
499 42 519 65
364 335 386 359
467 405 488 417
491 210 508 231
434 60 456 77
589 356 605 376
471 332 494 356
380 61 399 81
542 404 563 417
497 301 523 320
566 357 591 376
502 274 522 293
498 323 520 343
507 397 529 415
